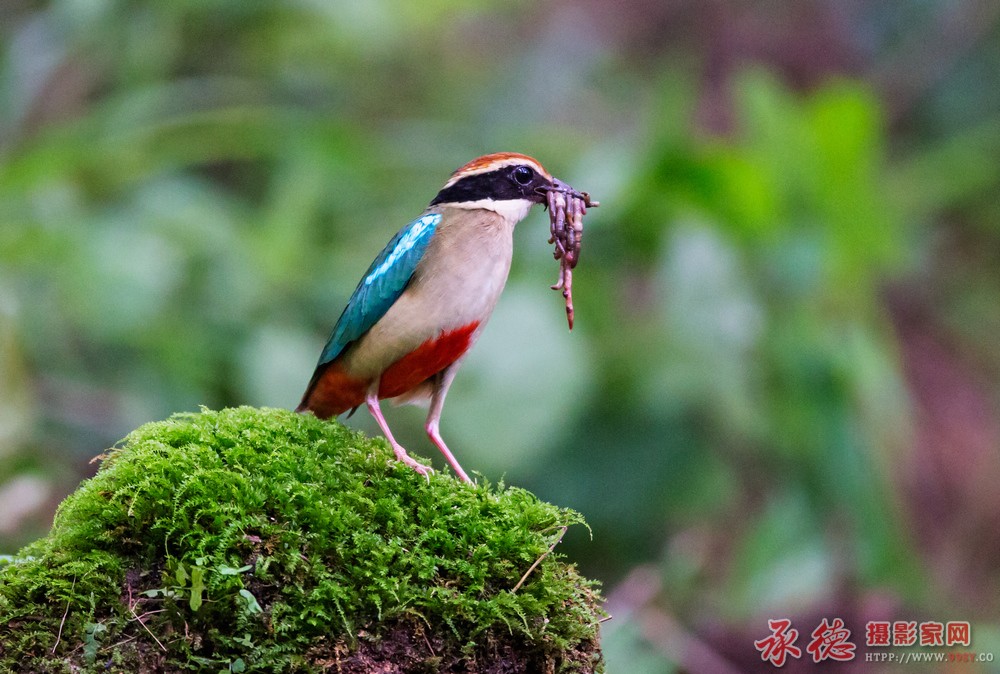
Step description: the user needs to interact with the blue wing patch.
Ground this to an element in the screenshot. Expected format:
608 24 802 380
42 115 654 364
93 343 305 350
317 213 441 366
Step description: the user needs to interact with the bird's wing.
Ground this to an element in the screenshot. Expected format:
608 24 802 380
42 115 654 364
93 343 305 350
317 213 442 366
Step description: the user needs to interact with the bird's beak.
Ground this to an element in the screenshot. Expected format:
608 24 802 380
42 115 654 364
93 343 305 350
535 177 571 201
535 178 592 207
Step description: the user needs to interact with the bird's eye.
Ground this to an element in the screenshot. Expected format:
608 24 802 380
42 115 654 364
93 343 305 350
512 166 533 186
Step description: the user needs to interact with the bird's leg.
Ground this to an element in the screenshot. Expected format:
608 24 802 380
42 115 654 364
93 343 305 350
366 381 432 480
426 364 472 483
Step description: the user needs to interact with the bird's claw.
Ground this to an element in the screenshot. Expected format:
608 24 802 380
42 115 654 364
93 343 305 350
393 447 433 481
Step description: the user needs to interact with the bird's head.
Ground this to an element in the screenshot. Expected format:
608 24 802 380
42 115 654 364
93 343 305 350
429 152 559 224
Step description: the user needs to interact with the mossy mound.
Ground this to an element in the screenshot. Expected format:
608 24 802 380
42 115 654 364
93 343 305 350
0 407 603 672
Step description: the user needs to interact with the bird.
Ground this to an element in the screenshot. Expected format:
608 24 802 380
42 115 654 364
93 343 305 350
297 152 566 483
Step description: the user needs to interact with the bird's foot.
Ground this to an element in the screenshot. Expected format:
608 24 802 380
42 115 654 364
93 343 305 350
392 446 433 482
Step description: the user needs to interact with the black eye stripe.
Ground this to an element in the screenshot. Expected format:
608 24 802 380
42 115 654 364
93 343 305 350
430 166 546 205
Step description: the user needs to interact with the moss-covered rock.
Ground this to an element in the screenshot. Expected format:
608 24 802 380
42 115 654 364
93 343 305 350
0 407 603 672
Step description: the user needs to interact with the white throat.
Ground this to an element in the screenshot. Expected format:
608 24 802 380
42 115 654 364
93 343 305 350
450 198 534 225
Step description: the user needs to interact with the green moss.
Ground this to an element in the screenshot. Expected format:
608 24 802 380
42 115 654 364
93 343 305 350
0 407 603 672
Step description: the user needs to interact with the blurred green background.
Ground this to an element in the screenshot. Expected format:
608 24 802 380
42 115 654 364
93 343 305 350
3 1 1000 671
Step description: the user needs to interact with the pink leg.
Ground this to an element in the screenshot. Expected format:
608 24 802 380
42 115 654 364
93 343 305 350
366 382 432 480
426 364 472 483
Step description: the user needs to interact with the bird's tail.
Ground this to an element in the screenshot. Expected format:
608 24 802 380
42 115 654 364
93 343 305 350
296 361 367 420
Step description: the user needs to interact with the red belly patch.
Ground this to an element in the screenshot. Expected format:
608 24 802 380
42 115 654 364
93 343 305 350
379 322 480 399
300 321 480 417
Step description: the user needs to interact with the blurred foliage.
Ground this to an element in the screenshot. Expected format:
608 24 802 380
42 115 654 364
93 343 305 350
3 1 1000 671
